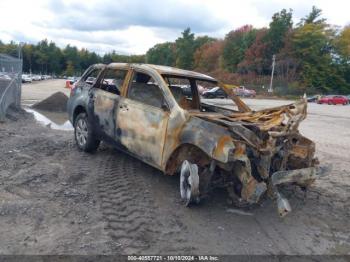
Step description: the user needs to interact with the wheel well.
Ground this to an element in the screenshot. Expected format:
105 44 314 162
165 144 211 175
73 106 86 124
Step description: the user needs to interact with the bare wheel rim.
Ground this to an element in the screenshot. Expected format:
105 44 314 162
76 118 88 147
180 160 200 206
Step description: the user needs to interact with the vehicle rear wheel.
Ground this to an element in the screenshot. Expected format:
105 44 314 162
74 112 100 152
328 101 332 105
180 160 200 206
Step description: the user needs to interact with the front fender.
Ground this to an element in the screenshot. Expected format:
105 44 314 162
179 116 235 163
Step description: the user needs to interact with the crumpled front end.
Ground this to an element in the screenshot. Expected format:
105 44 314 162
195 99 331 216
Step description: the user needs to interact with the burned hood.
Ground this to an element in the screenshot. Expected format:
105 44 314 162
190 100 308 152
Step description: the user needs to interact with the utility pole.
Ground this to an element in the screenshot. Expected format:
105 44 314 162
17 42 24 60
17 45 21 59
268 54 275 93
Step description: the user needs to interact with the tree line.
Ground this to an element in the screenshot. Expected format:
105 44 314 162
0 40 145 77
146 7 350 95
0 6 349 94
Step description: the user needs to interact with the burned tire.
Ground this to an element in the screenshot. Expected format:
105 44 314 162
180 160 200 206
74 112 100 152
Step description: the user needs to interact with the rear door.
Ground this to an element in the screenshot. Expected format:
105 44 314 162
116 70 170 168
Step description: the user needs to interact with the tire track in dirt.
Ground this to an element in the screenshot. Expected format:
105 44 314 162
96 149 192 254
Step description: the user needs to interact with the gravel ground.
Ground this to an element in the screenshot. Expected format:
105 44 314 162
0 80 349 255
21 80 70 107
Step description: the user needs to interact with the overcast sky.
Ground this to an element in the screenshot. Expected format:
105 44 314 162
0 0 349 55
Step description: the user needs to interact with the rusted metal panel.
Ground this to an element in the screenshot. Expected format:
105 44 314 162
117 98 169 167
93 89 118 138
271 165 331 187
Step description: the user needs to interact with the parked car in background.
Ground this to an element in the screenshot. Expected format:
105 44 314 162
234 86 256 97
0 73 11 81
86 77 96 85
21 74 32 83
202 87 228 98
197 84 208 95
31 75 41 81
318 95 349 105
307 95 320 103
165 84 193 98
179 85 192 97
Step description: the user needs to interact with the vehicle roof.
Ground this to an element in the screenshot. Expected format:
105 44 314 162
106 63 217 82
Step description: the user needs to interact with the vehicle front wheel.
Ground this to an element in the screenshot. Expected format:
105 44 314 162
180 160 200 206
74 112 100 152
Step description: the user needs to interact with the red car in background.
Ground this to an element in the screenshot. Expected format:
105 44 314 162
318 95 349 105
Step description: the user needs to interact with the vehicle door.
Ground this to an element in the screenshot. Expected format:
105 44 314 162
331 96 337 104
91 67 130 140
116 70 170 168
333 96 340 104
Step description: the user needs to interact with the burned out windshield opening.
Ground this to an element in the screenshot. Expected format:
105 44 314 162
161 74 249 113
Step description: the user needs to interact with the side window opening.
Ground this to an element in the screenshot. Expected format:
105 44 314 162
127 72 166 109
164 76 198 110
83 69 100 86
100 69 128 95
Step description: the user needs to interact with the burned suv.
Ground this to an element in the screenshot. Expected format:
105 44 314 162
67 63 329 216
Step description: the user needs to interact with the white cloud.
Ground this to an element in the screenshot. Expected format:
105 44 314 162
0 0 349 54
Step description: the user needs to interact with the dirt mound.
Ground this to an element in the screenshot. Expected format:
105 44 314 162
32 92 68 112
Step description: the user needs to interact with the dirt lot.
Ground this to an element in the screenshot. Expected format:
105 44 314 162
0 80 349 255
21 79 70 107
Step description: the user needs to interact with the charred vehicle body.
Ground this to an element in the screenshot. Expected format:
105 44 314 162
67 63 329 216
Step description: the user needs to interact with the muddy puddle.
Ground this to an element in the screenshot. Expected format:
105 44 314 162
24 108 73 131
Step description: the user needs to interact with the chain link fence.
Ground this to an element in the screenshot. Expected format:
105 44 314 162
0 54 22 121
